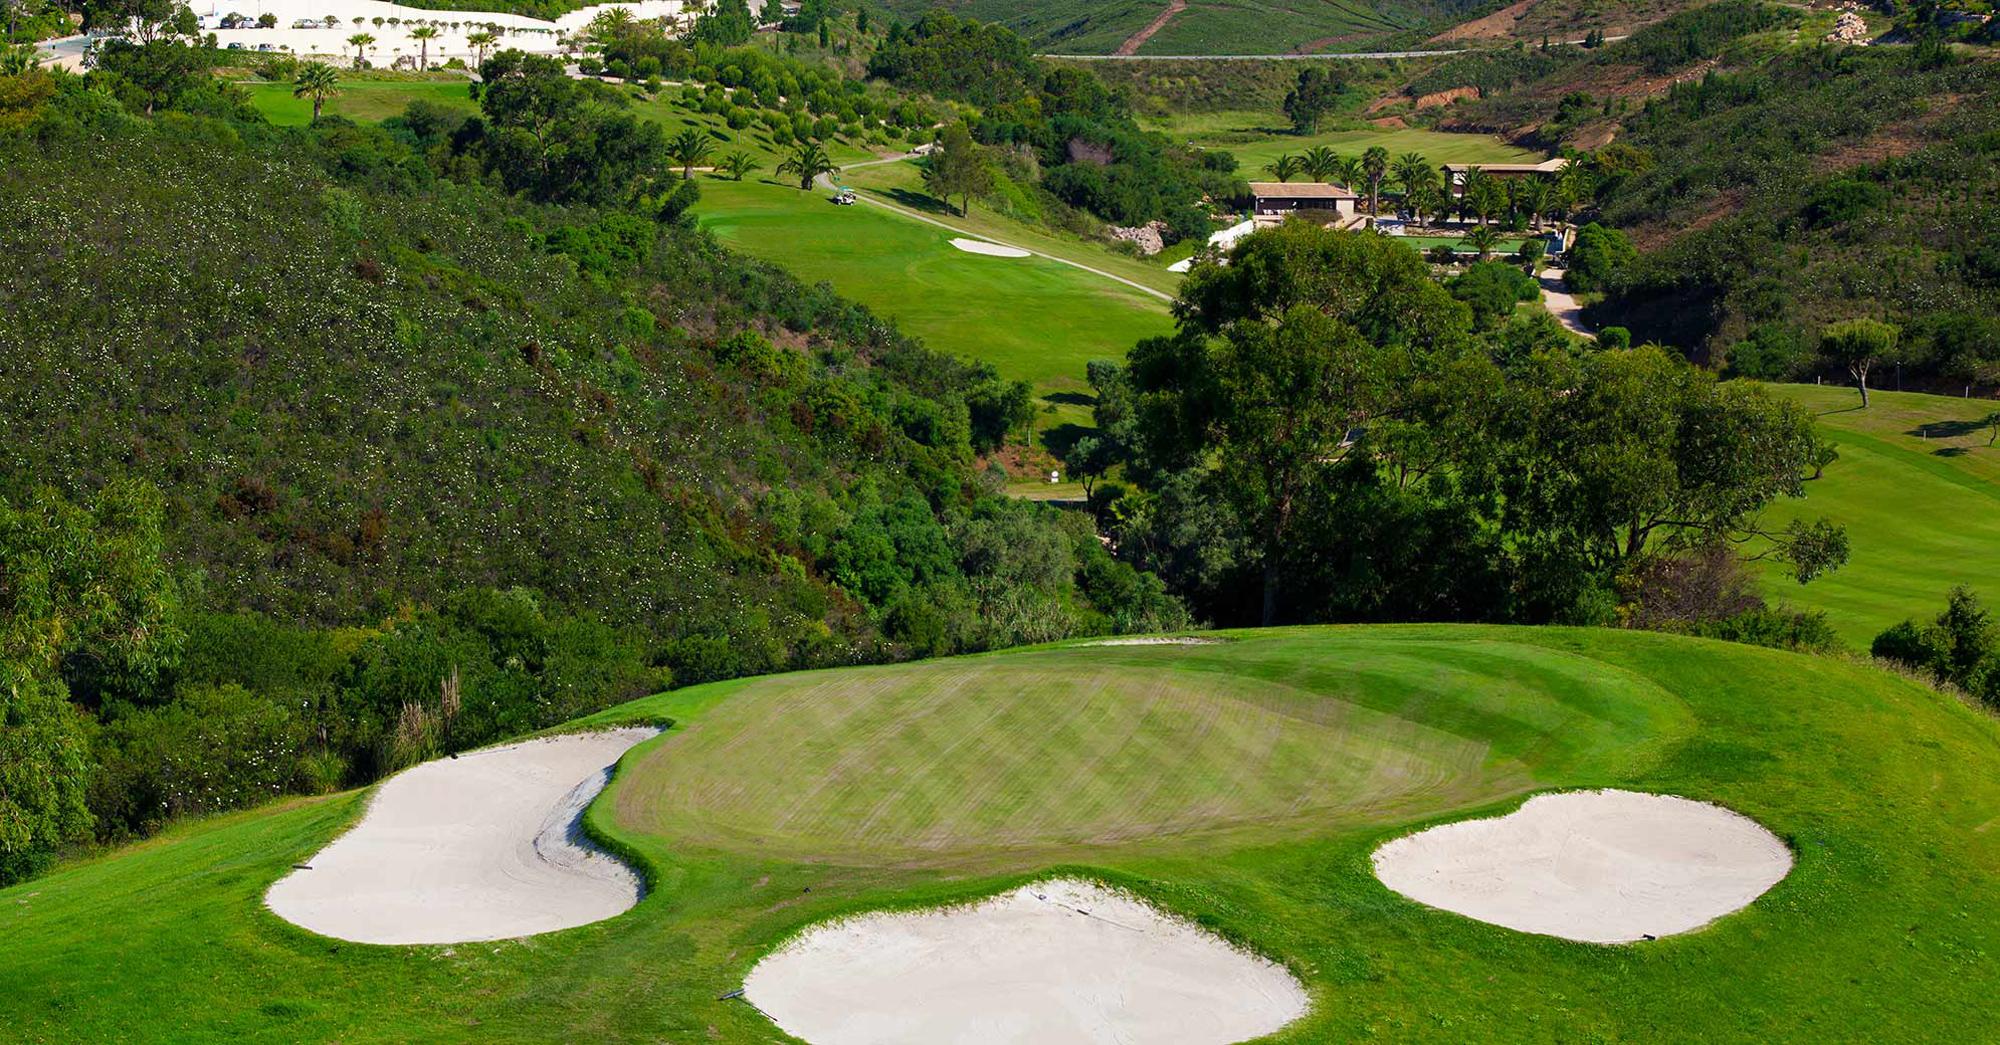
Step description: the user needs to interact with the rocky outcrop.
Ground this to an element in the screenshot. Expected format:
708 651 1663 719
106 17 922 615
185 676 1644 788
1826 10 1869 44
1107 220 1171 255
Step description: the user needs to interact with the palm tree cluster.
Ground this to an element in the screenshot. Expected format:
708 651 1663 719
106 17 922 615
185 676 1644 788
1261 141 1600 235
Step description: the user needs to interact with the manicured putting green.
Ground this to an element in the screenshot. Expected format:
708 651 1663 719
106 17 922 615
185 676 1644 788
5 626 1997 1042
696 178 1173 395
613 637 1688 861
1759 384 2000 644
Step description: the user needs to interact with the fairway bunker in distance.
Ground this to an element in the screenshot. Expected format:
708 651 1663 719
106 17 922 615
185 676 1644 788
949 236 1032 258
266 727 658 945
743 879 1308 1044
1373 789 1792 944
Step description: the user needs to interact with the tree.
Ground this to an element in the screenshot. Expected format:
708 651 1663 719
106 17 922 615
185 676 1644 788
920 123 990 216
347 32 375 69
1463 225 1500 262
1262 153 1302 183
1333 155 1364 193
479 49 667 205
466 30 496 65
1391 152 1435 221
666 127 713 179
1820 318 1901 407
1461 167 1500 226
1 482 186 886
1564 222 1634 292
776 138 837 190
1136 223 1475 625
291 60 340 122
323 14 338 28
409 25 438 71
1513 176 1551 231
1300 145 1339 184
719 151 758 181
1361 145 1388 222
1281 65 1342 135
95 39 206 116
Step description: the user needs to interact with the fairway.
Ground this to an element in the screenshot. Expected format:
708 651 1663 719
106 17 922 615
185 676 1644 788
1143 113 1545 175
242 78 479 126
696 177 1174 397
6 626 1997 1042
1759 384 2000 644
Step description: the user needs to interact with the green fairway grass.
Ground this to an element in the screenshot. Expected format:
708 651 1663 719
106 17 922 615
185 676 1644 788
695 177 1174 401
242 78 479 126
1142 114 1545 176
5 625 1996 1042
1759 384 2000 645
836 157 1184 296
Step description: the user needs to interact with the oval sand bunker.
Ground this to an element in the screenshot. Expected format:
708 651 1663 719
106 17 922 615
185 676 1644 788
745 879 1308 1044
949 236 1031 258
1373 789 1792 944
267 727 658 945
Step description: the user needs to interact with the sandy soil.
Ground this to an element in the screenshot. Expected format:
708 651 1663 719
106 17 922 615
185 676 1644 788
266 727 658 945
948 237 1031 258
1373 789 1792 944
743 879 1309 1044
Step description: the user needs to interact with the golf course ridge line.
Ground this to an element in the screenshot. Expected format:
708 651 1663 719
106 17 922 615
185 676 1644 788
742 877 1309 1044
1372 788 1793 944
265 726 659 945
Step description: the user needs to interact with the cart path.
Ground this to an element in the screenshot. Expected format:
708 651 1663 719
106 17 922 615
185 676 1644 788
1116 0 1188 56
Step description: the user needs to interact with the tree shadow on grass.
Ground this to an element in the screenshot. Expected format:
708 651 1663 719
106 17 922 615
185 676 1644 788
1043 391 1097 408
878 187 953 216
1041 421 1096 460
1906 419 1989 439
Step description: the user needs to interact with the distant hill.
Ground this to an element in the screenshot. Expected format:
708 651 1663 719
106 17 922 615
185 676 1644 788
871 0 1492 56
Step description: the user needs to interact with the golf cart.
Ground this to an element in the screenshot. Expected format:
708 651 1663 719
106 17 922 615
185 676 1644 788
831 186 856 206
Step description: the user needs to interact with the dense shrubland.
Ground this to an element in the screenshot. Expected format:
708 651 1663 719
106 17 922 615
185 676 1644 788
0 43 1184 882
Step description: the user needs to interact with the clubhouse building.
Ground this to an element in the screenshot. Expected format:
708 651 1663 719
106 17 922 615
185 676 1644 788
1441 157 1571 196
1248 182 1364 228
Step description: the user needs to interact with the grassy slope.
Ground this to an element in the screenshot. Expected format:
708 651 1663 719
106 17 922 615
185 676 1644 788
5 625 1997 1042
1142 114 1544 175
1760 385 2000 645
878 0 1466 56
695 176 1174 401
836 157 1184 296
242 79 480 126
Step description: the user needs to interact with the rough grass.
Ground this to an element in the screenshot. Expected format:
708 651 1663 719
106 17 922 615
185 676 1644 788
1759 384 2000 645
694 176 1174 399
4 625 1997 1042
879 0 1468 56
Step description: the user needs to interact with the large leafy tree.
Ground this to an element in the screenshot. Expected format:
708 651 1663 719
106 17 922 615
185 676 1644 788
1819 318 1900 408
478 49 666 205
920 123 991 216
1 482 185 885
1282 66 1343 135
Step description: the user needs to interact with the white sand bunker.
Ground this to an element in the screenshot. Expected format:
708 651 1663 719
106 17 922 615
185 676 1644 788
1373 789 1792 944
744 878 1308 1044
266 727 658 945
950 237 1032 258
1076 636 1223 646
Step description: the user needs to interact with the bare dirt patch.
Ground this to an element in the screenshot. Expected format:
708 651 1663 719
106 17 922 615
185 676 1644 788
1116 0 1187 56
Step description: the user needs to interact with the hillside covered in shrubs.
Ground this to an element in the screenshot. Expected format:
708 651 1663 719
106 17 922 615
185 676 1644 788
0 60 1182 884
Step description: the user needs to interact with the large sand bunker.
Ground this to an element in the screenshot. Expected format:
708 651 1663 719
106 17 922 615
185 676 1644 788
744 879 1309 1044
949 237 1031 258
266 727 658 945
1373 789 1792 944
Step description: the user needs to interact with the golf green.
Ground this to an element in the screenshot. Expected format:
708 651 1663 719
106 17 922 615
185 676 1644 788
5 625 1996 1042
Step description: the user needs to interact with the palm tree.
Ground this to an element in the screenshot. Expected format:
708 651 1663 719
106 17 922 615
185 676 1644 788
776 139 837 190
1461 167 1498 226
667 128 714 179
1464 225 1500 263
408 25 438 71
347 33 375 70
1361 145 1389 221
1392 152 1436 222
1300 145 1339 184
1333 155 1364 192
1514 176 1551 231
1409 183 1448 230
466 30 496 65
292 61 341 122
1262 153 1303 183
0 43 40 76
720 151 758 181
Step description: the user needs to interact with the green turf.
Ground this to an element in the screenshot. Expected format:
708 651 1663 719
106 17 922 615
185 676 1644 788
694 176 1175 400
1757 384 2000 645
242 79 480 126
879 0 1444 56
4 625 1997 1042
1144 113 1545 177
